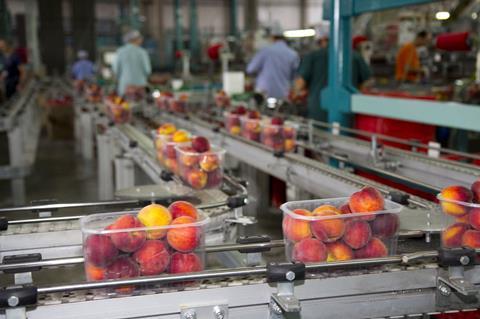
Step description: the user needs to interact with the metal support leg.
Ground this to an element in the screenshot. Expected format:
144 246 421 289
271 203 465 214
80 111 93 160
96 133 114 200
8 126 26 205
114 156 135 191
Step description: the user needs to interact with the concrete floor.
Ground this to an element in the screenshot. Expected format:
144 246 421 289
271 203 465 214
0 137 99 206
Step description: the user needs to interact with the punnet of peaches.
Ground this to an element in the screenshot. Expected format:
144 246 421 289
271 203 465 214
81 201 209 291
105 93 132 124
224 105 297 153
438 178 480 250
152 122 225 190
281 186 403 263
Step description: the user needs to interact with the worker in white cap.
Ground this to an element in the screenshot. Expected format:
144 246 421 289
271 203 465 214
72 50 95 81
246 23 299 100
294 23 371 121
113 30 152 96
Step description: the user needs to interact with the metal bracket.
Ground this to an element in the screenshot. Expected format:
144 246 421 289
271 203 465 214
438 266 478 297
180 303 228 319
267 262 305 314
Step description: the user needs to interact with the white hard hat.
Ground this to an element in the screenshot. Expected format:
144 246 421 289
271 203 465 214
77 50 88 59
315 22 330 40
123 30 142 43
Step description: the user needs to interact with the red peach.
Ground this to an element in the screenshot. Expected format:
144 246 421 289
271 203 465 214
456 214 469 224
108 215 146 253
271 117 284 125
84 234 119 267
311 205 345 242
187 169 208 190
169 252 203 274
199 154 220 172
192 136 210 153
167 216 200 252
354 237 388 259
292 238 327 262
137 204 172 239
247 110 261 119
349 187 384 221
133 240 171 275
85 263 106 281
326 242 354 261
440 185 473 217
462 230 480 249
469 208 480 230
168 201 198 220
472 180 480 203
283 127 295 139
165 144 177 159
343 220 372 249
339 203 352 214
370 213 399 239
442 223 470 248
207 169 223 188
282 209 312 242
105 256 140 293
165 158 178 174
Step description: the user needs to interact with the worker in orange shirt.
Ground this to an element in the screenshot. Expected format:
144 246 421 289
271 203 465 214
395 31 430 82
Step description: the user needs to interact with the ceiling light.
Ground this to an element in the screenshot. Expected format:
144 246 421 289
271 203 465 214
283 29 316 38
435 11 450 20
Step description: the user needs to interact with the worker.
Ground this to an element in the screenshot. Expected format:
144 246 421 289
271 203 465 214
0 38 23 99
112 30 152 97
246 27 299 100
294 33 371 121
395 30 430 83
72 50 95 82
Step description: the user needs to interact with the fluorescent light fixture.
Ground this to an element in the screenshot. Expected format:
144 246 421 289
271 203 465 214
283 28 316 38
435 11 450 20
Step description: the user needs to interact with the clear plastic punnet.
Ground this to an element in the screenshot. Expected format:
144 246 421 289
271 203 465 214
240 117 262 142
175 145 226 190
152 131 191 174
280 197 403 263
80 209 210 290
437 193 480 249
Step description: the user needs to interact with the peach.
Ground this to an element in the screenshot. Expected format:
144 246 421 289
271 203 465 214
247 110 260 119
168 201 198 220
172 130 191 143
192 136 210 153
137 204 172 239
282 209 312 242
165 158 178 174
105 256 140 293
326 242 354 261
311 205 345 242
165 144 177 159
178 146 200 167
343 220 372 249
187 169 208 190
271 117 284 125
472 180 480 203
440 185 473 217
133 240 171 275
349 186 384 221
462 230 480 249
84 234 119 266
292 238 327 262
245 120 261 133
167 216 200 252
85 263 106 281
230 126 241 135
284 139 295 152
108 215 146 253
469 208 480 230
169 252 202 274
370 213 399 239
340 203 352 214
456 214 469 223
283 127 295 139
157 123 176 135
354 237 388 259
199 154 219 172
207 169 223 188
442 223 469 248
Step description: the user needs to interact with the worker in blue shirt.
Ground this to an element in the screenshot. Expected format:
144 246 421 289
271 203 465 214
72 50 95 81
113 30 152 96
246 28 299 100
